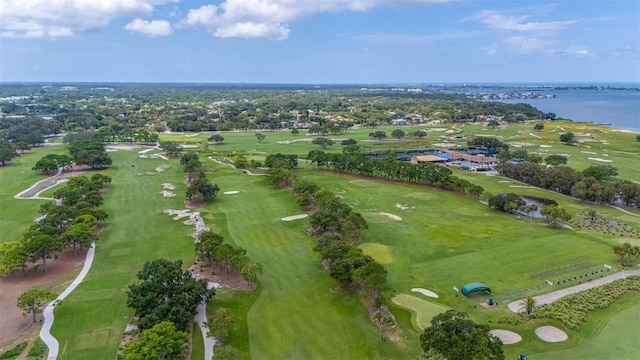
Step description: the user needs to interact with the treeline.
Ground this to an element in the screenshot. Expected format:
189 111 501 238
266 158 395 328
306 150 484 197
0 174 111 276
498 161 640 208
180 152 220 202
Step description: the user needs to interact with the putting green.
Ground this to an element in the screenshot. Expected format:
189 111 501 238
358 243 393 264
391 294 449 330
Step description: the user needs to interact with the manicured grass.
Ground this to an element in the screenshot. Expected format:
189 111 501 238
51 150 196 359
190 324 204 360
358 243 394 264
207 164 413 359
391 294 450 330
0 147 67 242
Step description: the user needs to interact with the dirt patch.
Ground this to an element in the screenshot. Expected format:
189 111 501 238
188 260 254 291
535 326 568 342
0 248 88 347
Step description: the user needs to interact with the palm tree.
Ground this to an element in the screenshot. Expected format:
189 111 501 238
521 296 536 320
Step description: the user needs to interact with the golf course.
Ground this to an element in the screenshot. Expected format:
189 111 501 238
1 120 639 359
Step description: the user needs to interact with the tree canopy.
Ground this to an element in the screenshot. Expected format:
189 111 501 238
126 259 213 330
420 310 504 360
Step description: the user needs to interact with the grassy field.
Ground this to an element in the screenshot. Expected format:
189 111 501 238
2 120 638 359
190 324 204 360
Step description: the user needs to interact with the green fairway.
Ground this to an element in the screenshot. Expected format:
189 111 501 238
391 294 450 330
358 243 394 264
50 150 196 359
191 324 204 360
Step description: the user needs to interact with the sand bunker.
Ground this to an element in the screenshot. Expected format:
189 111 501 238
223 191 240 195
588 157 613 163
138 148 156 154
581 151 597 154
160 191 176 197
490 330 522 344
281 214 309 221
163 183 175 190
164 209 209 241
378 212 402 221
395 203 414 210
539 145 552 148
106 149 118 152
155 165 170 172
535 326 568 342
411 288 439 298
277 138 313 144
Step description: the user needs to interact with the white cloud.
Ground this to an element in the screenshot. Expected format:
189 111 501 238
0 0 176 38
504 36 552 54
351 31 484 44
477 10 576 31
125 19 173 37
183 0 455 40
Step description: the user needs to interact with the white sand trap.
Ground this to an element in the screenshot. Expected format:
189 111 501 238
411 288 439 298
163 183 175 190
535 326 568 342
581 151 597 154
138 148 156 154
106 149 118 152
395 203 414 210
490 330 522 344
223 190 240 195
281 214 309 221
160 191 176 197
588 157 613 162
182 144 199 148
155 165 171 172
151 154 169 160
429 128 448 132
378 212 402 221
539 145 552 148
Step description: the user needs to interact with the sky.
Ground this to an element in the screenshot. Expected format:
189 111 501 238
0 0 639 84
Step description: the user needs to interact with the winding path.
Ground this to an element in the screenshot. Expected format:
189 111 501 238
508 269 640 313
14 167 63 200
41 242 96 360
208 157 266 176
194 282 220 360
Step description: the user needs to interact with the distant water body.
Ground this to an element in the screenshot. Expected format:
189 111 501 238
473 83 640 132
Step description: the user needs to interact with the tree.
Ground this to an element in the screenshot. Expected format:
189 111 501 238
240 261 263 288
122 321 189 360
214 244 235 279
583 165 618 181
186 178 220 202
369 131 387 141
413 130 427 139
540 205 571 227
636 134 640 142
391 129 405 139
559 132 575 144
487 119 500 128
159 141 183 157
291 128 299 136
22 232 64 272
214 345 241 360
196 231 224 266
312 137 334 149
0 241 28 276
521 296 536 320
420 310 504 360
126 259 213 330
341 138 357 146
17 288 57 323
612 242 640 267
0 141 18 165
205 308 238 342
32 157 59 174
208 134 225 144
16 141 30 153
545 154 568 167
62 223 96 256
255 133 266 143
534 123 544 131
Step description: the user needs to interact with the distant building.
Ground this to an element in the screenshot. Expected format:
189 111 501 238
60 86 78 91
410 155 447 164
391 119 408 125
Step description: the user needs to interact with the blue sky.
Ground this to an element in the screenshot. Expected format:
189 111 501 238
1 0 638 83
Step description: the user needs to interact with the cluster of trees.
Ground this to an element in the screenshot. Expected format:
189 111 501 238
0 139 19 165
0 174 110 276
498 161 640 208
306 151 484 197
612 242 640 267
180 152 220 202
488 193 570 226
123 259 213 359
67 140 112 169
32 153 72 174
159 141 183 157
195 231 263 288
0 116 57 145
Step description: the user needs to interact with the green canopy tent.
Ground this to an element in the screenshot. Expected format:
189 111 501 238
461 282 492 297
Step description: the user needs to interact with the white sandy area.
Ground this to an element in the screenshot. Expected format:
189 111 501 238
509 185 535 188
106 144 139 151
106 149 118 152
223 191 240 195
277 138 313 144
498 180 511 183
433 142 455 147
539 145 552 148
281 214 309 221
395 203 414 210
163 183 175 190
428 128 448 132
511 144 521 148
138 148 156 154
182 144 199 148
160 191 176 197
377 212 402 221
151 153 169 160
164 209 209 241
535 326 568 342
528 132 541 139
156 165 170 172
411 288 439 298
588 157 613 163
490 330 522 344
185 133 201 137
580 151 597 154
